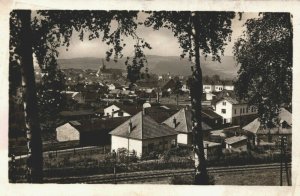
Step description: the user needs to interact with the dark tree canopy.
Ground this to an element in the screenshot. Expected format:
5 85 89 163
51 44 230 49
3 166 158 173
234 13 292 125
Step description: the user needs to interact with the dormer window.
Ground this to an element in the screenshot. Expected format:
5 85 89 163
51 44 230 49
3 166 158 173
222 101 226 106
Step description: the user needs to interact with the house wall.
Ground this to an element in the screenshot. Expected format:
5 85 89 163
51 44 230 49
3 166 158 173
224 85 234 91
214 85 224 92
112 111 131 118
178 133 188 145
215 100 233 123
56 123 80 142
111 135 143 156
142 135 177 154
104 105 120 117
216 100 258 124
111 135 177 157
203 85 213 93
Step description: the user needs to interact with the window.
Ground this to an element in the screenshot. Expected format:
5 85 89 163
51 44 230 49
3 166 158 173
240 108 242 114
243 108 245 114
221 109 226 114
222 101 226 106
234 109 236 114
251 107 254 112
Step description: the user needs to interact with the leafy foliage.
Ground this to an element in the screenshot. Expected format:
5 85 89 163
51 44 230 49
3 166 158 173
234 13 293 125
145 11 235 62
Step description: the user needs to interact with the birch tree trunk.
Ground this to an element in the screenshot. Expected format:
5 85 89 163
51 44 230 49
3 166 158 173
191 12 209 185
18 10 43 183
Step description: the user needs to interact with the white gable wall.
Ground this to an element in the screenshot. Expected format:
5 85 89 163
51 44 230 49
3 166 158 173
215 100 233 123
104 105 120 117
56 123 80 142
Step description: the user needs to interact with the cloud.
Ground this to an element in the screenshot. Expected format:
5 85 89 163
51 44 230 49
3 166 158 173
57 12 259 59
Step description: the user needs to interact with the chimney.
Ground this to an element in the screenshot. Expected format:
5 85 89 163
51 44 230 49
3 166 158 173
128 120 133 133
173 117 177 128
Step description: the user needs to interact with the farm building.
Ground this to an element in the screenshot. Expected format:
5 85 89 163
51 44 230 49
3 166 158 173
203 141 222 160
109 111 178 157
56 118 129 146
163 108 212 146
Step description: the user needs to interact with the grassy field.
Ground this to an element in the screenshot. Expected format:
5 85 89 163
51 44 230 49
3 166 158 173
213 168 291 185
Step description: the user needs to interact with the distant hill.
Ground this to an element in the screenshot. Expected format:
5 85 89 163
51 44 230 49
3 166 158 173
57 55 239 79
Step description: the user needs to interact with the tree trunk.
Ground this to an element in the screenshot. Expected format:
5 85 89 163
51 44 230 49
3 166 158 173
18 10 43 183
191 12 209 185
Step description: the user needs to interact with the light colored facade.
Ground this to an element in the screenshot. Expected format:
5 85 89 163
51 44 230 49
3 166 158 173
111 135 176 157
203 84 213 93
110 112 178 157
205 92 216 101
214 85 224 92
224 85 234 91
112 110 131 118
56 123 80 142
215 98 257 124
104 104 121 117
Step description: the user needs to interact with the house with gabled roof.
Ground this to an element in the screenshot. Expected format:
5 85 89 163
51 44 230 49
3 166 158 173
163 108 212 146
214 95 257 125
109 111 178 157
242 108 292 146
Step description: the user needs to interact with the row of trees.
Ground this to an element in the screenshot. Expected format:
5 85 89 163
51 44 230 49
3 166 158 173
9 11 292 184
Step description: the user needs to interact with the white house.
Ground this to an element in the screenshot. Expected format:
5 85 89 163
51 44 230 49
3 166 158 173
104 104 121 117
205 92 216 101
163 108 212 146
214 84 224 92
203 84 213 93
215 97 257 124
56 122 80 142
109 112 178 157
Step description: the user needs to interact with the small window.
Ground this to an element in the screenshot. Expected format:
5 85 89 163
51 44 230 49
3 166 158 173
223 101 226 106
221 109 226 114
243 108 245 113
234 109 236 114
240 108 242 114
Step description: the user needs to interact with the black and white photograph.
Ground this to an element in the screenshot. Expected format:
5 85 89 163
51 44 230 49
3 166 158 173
1 0 299 195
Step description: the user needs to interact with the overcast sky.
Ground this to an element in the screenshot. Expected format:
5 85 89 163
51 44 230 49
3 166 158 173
57 12 259 59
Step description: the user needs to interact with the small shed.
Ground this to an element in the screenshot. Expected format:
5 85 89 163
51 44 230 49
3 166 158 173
225 135 248 151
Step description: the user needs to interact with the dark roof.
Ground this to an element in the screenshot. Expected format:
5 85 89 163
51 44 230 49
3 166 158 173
72 117 130 133
202 108 222 119
109 112 178 140
60 110 94 117
109 103 142 116
145 106 179 123
225 136 247 145
161 79 176 91
163 108 212 133
243 108 292 135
